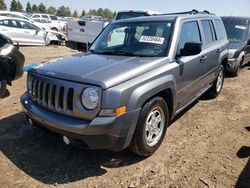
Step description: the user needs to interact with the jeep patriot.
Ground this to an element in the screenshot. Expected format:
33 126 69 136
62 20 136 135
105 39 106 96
21 10 229 156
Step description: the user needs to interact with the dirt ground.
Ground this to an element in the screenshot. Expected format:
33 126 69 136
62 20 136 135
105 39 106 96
0 46 250 188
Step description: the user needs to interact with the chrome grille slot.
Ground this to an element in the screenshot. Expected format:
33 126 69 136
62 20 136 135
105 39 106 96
27 73 101 120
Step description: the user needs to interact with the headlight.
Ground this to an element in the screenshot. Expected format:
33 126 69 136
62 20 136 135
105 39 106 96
81 88 99 110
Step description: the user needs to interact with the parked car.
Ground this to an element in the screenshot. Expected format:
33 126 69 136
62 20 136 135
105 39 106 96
31 14 64 31
66 10 161 52
21 10 228 156
0 17 65 46
222 16 250 76
31 18 53 31
0 34 25 98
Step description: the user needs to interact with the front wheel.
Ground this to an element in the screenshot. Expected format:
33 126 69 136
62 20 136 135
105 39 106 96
0 80 7 98
206 66 225 98
129 97 169 157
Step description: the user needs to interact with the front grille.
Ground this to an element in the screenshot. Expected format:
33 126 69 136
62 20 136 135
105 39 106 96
30 76 74 115
27 73 101 120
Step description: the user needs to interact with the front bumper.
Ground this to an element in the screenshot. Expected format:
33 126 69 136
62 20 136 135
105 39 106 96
21 92 140 151
226 58 238 72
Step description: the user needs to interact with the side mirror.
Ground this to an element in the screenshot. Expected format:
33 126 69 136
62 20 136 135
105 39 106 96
179 42 202 57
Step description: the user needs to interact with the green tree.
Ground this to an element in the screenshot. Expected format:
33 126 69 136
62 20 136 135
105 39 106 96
56 6 71 17
26 1 32 13
47 6 57 15
17 0 23 12
10 0 18 11
81 9 86 17
0 0 7 10
38 3 46 13
72 10 78 18
31 4 38 13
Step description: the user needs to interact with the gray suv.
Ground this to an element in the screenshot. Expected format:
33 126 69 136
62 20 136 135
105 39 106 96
21 10 228 156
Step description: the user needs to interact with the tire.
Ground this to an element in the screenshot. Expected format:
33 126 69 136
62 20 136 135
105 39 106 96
129 97 169 157
206 66 225 98
0 80 7 98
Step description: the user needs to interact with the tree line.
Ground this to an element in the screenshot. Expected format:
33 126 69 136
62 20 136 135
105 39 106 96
0 0 116 19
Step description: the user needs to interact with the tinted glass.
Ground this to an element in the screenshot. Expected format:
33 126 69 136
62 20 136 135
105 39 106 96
49 16 58 20
215 19 227 40
178 21 201 53
223 21 248 43
90 21 173 57
42 15 49 19
201 20 214 45
32 15 40 18
19 21 39 30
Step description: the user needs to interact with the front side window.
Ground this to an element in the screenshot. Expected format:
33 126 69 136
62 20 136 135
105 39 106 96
90 21 174 57
178 21 201 54
32 15 40 18
42 15 49 19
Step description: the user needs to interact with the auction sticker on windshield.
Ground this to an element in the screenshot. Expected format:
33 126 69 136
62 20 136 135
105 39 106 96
235 25 246 30
139 36 165 45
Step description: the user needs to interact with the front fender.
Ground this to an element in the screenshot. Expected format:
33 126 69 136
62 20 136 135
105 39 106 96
128 74 177 111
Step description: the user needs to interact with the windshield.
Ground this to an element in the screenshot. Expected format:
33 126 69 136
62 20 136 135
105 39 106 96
116 12 148 20
90 21 173 57
223 23 248 43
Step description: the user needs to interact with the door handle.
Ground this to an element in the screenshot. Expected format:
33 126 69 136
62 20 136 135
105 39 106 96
200 55 207 63
25 31 30 33
2 28 8 31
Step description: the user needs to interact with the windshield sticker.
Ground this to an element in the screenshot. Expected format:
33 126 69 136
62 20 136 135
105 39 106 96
235 25 246 30
139 36 165 45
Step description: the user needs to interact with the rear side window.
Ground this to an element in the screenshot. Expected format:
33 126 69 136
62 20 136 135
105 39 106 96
178 21 201 53
214 19 227 40
201 20 214 45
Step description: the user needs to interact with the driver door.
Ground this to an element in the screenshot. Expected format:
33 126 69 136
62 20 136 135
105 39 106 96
175 21 207 109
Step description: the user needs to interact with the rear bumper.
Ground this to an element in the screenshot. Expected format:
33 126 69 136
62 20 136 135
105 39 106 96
21 92 140 151
65 40 88 52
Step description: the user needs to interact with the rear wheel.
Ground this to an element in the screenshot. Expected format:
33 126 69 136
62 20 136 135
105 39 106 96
129 97 169 157
51 27 58 31
0 80 7 98
206 66 225 98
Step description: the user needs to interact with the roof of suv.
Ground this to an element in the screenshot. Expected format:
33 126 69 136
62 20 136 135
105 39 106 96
114 11 219 24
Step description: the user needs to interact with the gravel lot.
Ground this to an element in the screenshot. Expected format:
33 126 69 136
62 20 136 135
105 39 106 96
0 46 250 188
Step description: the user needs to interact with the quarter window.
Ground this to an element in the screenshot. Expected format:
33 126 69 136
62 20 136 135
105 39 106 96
178 21 201 54
201 20 214 45
215 19 226 40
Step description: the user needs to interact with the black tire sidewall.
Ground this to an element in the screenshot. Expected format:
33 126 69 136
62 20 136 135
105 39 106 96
215 66 225 96
0 80 7 98
133 97 169 156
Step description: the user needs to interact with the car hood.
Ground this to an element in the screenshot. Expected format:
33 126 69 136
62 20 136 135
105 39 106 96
31 53 169 89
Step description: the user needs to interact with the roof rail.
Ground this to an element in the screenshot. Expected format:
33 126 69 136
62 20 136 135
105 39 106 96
159 9 214 16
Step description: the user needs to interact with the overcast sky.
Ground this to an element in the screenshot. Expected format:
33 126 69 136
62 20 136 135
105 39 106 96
4 0 250 17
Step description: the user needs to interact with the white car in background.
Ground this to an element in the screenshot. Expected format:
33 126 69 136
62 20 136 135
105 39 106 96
31 18 53 31
0 11 52 31
0 17 65 46
31 14 65 31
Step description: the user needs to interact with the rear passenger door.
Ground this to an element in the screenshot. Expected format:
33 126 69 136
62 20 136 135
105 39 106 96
200 19 219 84
175 21 206 109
